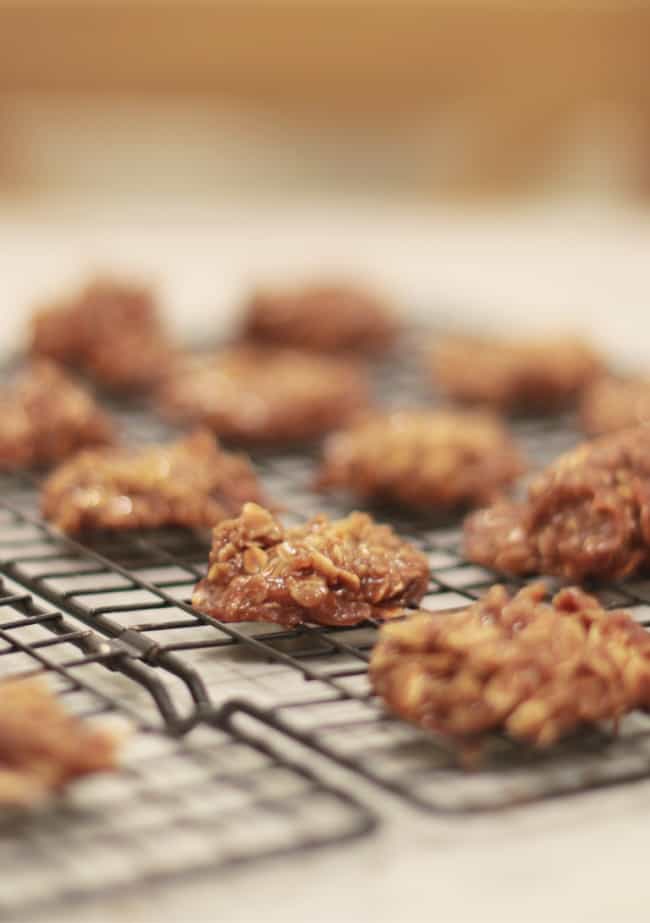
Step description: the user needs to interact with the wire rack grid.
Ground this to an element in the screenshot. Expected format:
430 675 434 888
0 554 376 916
3 349 650 821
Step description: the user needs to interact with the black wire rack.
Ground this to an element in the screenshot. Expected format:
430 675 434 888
0 564 375 917
2 347 650 830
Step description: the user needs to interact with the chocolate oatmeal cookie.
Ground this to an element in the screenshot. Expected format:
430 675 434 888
581 376 650 435
464 425 650 581
370 583 650 748
317 409 524 510
41 429 266 533
30 277 174 392
158 345 370 444
192 502 429 627
0 679 118 805
0 361 114 470
431 334 604 412
243 283 397 353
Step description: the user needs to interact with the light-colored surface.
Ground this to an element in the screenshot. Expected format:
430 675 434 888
2 197 650 364
5 198 650 923
48 760 650 923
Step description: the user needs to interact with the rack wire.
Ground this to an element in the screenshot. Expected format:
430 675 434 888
3 344 650 847
0 572 375 916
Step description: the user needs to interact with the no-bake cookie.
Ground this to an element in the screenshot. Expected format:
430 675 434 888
581 376 650 435
370 583 650 748
243 283 397 354
0 361 114 470
431 334 603 412
192 502 430 627
0 678 118 805
317 409 524 510
30 277 174 392
41 429 266 533
464 425 650 581
158 345 370 444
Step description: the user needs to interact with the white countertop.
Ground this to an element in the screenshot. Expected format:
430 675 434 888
51 771 650 923
2 196 650 365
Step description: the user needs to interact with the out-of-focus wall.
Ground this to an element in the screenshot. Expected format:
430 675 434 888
2 202 649 366
1 2 649 366
1 1 650 199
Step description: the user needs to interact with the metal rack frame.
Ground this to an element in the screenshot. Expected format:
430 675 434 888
0 558 376 916
2 351 650 821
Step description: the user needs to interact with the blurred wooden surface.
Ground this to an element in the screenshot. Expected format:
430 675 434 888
0 3 647 107
1 2 649 195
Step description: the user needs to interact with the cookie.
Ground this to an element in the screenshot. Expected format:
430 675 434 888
243 283 397 353
30 277 174 392
41 429 267 533
192 502 430 627
464 425 650 581
581 376 650 435
0 679 118 805
370 583 650 748
431 334 603 412
0 361 114 470
317 409 524 510
158 345 370 444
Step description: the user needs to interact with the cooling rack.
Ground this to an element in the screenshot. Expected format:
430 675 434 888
0 572 375 917
3 346 650 830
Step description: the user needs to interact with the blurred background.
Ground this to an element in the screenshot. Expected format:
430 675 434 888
1 1 649 359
